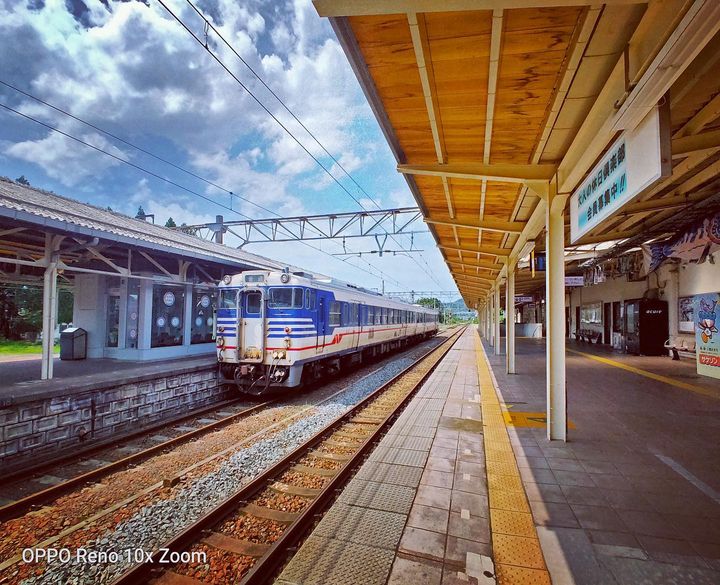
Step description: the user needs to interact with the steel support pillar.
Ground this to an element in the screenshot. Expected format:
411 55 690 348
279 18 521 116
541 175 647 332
41 235 62 380
490 289 496 347
506 262 516 374
494 284 501 356
546 188 568 441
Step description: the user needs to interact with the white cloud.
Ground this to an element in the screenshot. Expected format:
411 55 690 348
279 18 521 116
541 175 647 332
4 129 128 186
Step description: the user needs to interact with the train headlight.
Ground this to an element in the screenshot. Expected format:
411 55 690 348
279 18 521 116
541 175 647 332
280 273 290 283
218 325 225 333
216 336 225 347
284 326 292 333
223 275 232 284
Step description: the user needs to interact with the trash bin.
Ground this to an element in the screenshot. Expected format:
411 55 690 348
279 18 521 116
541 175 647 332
60 327 87 360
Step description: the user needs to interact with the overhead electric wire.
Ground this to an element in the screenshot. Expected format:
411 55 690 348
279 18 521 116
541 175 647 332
0 83 404 288
160 0 443 288
0 101 404 287
183 0 444 287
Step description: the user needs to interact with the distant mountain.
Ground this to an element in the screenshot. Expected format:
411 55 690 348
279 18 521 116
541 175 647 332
445 298 469 311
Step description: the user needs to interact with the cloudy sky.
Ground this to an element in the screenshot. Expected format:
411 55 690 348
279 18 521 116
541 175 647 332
0 0 459 296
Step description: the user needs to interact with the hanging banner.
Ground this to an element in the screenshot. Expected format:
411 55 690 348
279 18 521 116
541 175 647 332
695 293 720 379
569 105 671 243
642 211 720 273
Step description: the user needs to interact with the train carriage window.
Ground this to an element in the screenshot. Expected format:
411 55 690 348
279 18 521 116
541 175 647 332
351 303 358 325
305 288 317 310
329 301 341 326
268 287 302 309
368 306 374 325
220 289 238 309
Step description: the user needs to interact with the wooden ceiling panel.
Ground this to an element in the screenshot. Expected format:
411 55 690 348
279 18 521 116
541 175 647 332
423 11 492 40
349 14 411 45
503 7 582 33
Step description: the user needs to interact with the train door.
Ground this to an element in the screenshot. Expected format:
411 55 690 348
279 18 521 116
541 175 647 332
355 303 365 349
316 297 326 354
241 289 264 362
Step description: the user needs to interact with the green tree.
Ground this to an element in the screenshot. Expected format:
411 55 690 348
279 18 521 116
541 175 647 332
416 297 445 323
416 297 443 310
165 217 177 228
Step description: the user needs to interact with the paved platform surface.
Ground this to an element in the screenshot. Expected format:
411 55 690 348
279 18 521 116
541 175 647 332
484 336 720 585
0 354 215 399
277 329 497 585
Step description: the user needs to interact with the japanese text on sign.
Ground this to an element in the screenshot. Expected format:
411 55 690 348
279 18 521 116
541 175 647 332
576 140 626 233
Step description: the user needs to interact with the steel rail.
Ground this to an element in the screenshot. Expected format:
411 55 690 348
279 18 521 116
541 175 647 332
110 326 464 585
1 395 248 483
0 400 274 522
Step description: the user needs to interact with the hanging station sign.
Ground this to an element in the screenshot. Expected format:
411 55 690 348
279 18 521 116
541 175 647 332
565 276 584 287
515 295 534 304
569 105 671 243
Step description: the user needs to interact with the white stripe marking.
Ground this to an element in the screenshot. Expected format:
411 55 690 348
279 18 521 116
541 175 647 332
654 452 720 505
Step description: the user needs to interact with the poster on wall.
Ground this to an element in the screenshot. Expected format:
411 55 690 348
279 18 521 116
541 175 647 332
695 293 720 379
679 296 695 333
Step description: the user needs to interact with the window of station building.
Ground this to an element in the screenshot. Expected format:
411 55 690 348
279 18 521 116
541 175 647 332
305 288 317 310
268 287 303 309
219 288 238 309
125 280 140 349
151 285 185 347
329 301 341 326
191 288 216 344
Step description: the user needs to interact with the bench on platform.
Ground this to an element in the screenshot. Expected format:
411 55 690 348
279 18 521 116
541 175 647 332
574 329 602 344
664 337 697 360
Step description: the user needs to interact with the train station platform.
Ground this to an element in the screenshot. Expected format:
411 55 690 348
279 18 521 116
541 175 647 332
278 328 720 585
0 354 214 397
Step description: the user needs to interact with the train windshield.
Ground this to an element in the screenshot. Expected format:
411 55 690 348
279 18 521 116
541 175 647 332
268 287 303 309
219 289 238 309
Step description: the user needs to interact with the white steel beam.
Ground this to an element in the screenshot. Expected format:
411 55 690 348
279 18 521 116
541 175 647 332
398 163 557 184
506 260 516 374
426 217 526 234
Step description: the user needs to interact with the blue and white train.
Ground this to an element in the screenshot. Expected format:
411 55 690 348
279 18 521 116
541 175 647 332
216 269 439 394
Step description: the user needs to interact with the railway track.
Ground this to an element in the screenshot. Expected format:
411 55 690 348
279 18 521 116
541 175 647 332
0 330 456 522
0 399 274 522
0 330 459 584
111 326 465 585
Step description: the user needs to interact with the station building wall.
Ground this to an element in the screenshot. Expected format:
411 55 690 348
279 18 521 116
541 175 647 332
568 258 720 347
72 274 217 361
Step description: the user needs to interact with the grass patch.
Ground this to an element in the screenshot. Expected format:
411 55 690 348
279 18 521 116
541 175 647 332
0 340 60 354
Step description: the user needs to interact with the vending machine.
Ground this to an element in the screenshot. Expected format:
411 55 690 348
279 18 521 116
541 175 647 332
624 298 669 356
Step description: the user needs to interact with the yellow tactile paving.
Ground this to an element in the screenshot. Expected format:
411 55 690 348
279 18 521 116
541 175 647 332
492 534 546 569
490 509 537 538
474 331 551 585
496 564 553 585
488 490 531 514
485 461 520 476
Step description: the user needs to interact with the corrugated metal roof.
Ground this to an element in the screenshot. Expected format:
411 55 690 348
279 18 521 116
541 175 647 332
0 177 286 270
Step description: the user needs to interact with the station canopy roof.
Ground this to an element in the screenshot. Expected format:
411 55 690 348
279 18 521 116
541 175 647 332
315 0 720 303
0 178 286 285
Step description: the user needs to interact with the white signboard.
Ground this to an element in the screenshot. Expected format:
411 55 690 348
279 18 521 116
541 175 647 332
570 106 670 243
565 276 584 287
515 295 534 304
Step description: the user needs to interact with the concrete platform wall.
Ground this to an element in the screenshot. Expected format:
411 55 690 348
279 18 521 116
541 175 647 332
0 365 230 473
